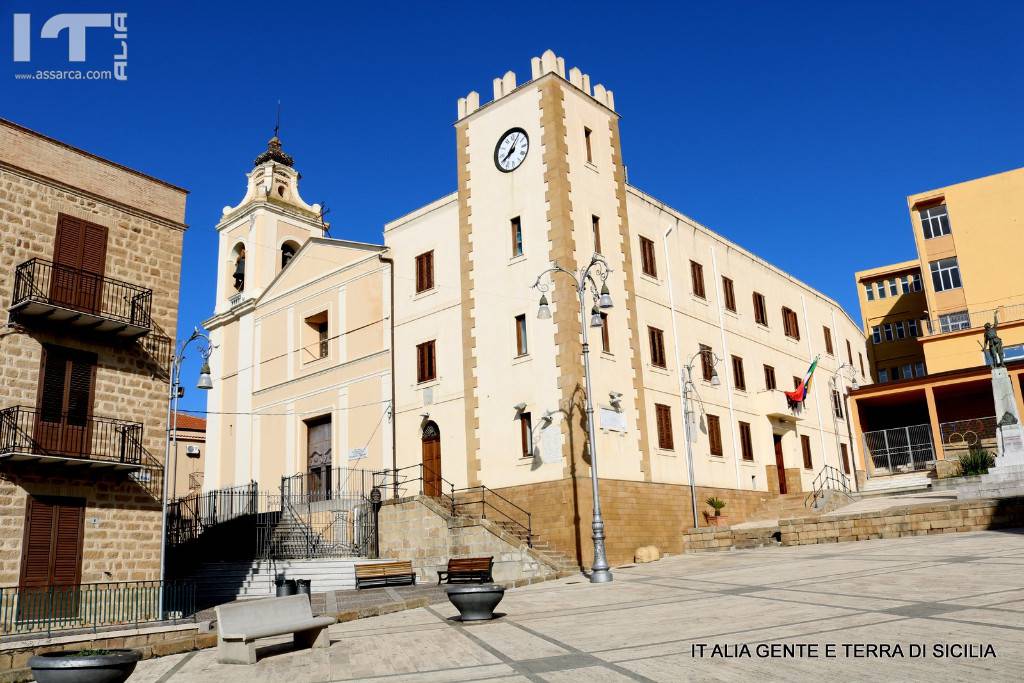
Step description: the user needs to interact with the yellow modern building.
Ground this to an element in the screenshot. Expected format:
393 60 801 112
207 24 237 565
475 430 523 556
204 51 869 566
850 167 1024 477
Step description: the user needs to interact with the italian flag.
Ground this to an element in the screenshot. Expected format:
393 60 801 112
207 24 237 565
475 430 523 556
785 356 819 407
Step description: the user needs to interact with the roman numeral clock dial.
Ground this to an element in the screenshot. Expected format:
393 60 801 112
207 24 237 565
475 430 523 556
495 127 529 172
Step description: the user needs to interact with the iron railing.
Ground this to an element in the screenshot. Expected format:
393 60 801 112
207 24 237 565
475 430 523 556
863 424 935 473
166 482 262 546
0 580 195 637
940 416 998 457
805 464 853 508
0 405 148 466
924 304 1024 338
374 463 458 511
11 258 153 332
453 485 533 547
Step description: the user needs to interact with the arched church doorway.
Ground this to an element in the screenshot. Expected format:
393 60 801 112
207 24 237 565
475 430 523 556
421 421 441 497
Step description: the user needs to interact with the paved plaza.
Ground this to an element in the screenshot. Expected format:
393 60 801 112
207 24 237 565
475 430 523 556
134 530 1024 682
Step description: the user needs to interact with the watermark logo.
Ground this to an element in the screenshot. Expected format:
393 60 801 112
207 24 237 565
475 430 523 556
11 12 127 81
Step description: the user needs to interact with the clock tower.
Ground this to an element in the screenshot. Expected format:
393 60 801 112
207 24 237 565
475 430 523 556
452 50 652 490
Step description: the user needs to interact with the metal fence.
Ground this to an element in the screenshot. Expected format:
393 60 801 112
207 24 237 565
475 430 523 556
166 482 264 546
940 416 998 457
12 257 153 331
924 304 1024 338
0 580 195 637
863 424 935 472
0 405 147 466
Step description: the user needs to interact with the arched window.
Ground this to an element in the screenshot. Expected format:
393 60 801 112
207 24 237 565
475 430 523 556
281 241 299 269
231 243 246 292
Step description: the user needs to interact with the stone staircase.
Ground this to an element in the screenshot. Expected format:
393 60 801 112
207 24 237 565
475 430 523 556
444 504 578 575
859 472 933 497
186 558 365 607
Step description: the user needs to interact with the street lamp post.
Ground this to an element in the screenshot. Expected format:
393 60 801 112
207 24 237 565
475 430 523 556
159 327 214 616
829 363 860 490
533 255 614 584
680 350 721 528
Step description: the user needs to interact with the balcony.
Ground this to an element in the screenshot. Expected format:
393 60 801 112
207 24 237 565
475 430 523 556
924 303 1024 338
753 389 805 423
10 258 153 339
0 406 156 471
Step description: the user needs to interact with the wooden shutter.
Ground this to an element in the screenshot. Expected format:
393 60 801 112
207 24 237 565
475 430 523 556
824 327 834 355
19 496 85 589
649 327 665 368
739 422 753 461
39 346 69 423
690 261 705 298
708 415 722 456
723 277 736 311
53 215 107 313
801 435 813 469
655 403 673 451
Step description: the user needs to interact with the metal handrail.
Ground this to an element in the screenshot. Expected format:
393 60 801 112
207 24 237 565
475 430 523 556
0 405 151 466
454 485 533 547
923 303 1024 337
0 580 195 637
805 464 854 508
12 258 154 331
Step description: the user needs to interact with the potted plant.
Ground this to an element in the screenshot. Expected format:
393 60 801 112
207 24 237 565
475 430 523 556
705 496 729 526
29 648 141 683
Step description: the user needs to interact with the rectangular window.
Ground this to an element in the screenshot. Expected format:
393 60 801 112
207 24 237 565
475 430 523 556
895 321 906 339
648 326 666 368
900 363 913 381
707 414 723 456
520 412 533 458
793 376 802 390
731 355 746 391
930 257 962 292
915 361 927 378
592 215 602 254
864 283 875 301
317 321 329 358
876 281 887 299
900 275 911 294
823 326 834 355
846 339 853 365
415 251 434 293
832 389 844 419
782 307 800 340
640 236 657 277
840 443 851 475
19 495 85 595
939 310 971 333
700 344 714 382
739 421 754 461
763 364 776 390
908 319 920 337
515 314 528 356
859 352 865 376
304 311 329 360
584 127 593 163
920 203 951 239
913 273 923 291
690 261 706 299
416 340 436 383
722 276 736 312
883 323 894 341
510 216 523 257
655 403 673 450
600 312 610 353
872 326 882 344
753 292 768 326
801 434 813 470
888 279 898 296
878 368 889 383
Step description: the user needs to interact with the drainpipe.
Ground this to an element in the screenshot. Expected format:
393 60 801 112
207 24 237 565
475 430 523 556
378 254 397 500
663 222 699 528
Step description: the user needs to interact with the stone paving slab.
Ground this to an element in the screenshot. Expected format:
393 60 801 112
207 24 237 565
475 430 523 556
133 529 1024 682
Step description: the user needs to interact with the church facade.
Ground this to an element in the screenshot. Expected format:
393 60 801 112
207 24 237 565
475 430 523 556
203 51 867 566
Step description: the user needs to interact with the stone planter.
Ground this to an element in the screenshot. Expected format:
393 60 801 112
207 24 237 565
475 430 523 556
445 583 505 621
708 514 730 527
29 649 141 683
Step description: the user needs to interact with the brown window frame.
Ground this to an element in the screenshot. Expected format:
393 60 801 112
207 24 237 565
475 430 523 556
648 326 666 369
846 339 853 365
731 355 746 391
763 364 776 391
823 326 834 356
584 127 593 163
722 276 736 312
592 215 602 254
514 314 528 357
416 340 437 383
840 443 851 475
738 421 754 461
699 344 714 382
782 307 800 340
753 292 768 326
600 312 610 353
520 412 533 458
707 414 723 456
801 434 813 470
415 251 434 293
690 261 706 299
655 403 674 451
510 216 523 257
858 352 865 376
832 389 844 419
640 236 657 278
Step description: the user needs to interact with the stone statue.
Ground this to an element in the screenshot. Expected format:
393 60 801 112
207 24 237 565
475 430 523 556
983 311 1005 367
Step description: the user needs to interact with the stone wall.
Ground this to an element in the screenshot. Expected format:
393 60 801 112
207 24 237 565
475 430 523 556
376 497 559 584
0 122 187 586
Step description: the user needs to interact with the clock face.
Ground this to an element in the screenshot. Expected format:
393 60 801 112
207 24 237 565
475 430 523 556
495 128 529 172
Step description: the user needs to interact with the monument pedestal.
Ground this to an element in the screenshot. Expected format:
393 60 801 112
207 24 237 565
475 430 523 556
957 367 1024 499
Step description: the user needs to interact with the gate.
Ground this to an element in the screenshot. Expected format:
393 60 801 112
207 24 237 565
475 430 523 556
863 424 935 473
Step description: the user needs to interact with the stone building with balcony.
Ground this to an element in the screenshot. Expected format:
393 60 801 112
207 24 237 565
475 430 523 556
851 166 1024 478
0 118 187 601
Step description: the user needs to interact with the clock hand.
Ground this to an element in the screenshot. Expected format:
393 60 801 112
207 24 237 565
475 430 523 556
502 137 518 163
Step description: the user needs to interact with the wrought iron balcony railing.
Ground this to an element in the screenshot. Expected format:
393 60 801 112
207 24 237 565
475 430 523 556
0 405 155 471
10 258 153 338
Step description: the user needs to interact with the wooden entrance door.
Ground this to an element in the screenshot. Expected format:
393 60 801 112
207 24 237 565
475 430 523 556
306 417 332 501
34 346 97 458
50 214 108 314
421 422 441 497
773 433 787 495
18 496 85 620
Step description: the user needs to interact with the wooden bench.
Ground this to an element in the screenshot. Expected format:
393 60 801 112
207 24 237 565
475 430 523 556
355 560 417 589
215 594 335 664
437 556 494 584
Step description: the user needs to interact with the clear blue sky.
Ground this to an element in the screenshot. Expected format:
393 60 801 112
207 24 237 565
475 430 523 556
5 1 1022 413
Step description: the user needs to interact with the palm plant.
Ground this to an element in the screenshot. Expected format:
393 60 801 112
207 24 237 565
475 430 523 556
705 496 727 517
